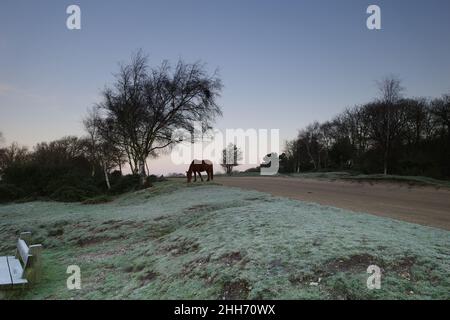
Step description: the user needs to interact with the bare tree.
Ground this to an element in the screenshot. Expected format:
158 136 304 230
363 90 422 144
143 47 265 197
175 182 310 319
283 139 302 173
221 144 242 175
365 100 409 175
0 142 29 172
376 75 405 174
298 122 323 170
83 108 126 189
95 50 222 186
430 94 450 137
402 98 431 146
83 108 100 177
377 75 404 104
0 132 5 178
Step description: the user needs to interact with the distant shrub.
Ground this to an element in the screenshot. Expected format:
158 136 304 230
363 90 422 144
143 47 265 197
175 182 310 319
50 186 91 202
45 172 101 195
3 164 159 202
0 184 25 203
3 163 101 196
82 195 113 205
141 177 153 188
148 175 166 183
110 170 122 178
109 175 141 195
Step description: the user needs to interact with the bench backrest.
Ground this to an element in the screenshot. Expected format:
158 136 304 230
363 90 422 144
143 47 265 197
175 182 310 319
17 238 30 266
16 232 43 280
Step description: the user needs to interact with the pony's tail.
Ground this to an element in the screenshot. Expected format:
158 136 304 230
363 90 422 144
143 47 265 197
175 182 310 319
211 165 214 180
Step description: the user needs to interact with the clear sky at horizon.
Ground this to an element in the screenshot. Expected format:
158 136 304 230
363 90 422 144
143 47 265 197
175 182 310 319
1 0 450 174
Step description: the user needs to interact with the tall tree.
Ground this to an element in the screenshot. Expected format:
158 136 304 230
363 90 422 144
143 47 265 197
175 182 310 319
95 50 222 186
221 144 242 175
430 94 450 177
431 94 450 137
298 122 324 170
376 75 405 174
0 142 29 171
83 108 126 189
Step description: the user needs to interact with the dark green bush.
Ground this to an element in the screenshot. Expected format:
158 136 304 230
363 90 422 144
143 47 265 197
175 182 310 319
108 175 141 195
3 163 146 202
0 184 25 203
44 173 97 195
50 186 91 202
82 195 113 205
147 175 166 182
3 163 99 193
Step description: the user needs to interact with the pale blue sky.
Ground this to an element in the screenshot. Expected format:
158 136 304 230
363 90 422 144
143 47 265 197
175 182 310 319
1 0 449 173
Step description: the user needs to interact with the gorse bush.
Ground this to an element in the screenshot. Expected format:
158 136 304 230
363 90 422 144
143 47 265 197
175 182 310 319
0 135 153 203
82 194 113 205
44 173 100 196
108 175 141 195
3 163 103 198
0 183 25 203
1 161 150 203
148 175 167 183
50 186 94 202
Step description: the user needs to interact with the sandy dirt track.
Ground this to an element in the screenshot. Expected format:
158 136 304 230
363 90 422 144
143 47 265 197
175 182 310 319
215 176 450 230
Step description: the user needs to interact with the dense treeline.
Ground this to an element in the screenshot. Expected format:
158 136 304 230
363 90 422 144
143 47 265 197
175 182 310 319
279 78 450 179
0 136 144 203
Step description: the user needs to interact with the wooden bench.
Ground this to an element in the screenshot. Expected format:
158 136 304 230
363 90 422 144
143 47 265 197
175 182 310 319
0 232 43 289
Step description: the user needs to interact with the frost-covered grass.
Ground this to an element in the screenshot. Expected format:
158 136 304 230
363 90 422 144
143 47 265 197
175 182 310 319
0 180 449 300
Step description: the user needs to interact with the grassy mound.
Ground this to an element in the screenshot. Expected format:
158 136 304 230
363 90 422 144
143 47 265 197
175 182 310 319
0 180 448 299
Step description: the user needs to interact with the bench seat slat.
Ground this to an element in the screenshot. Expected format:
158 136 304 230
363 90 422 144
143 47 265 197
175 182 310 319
7 256 28 286
0 256 13 287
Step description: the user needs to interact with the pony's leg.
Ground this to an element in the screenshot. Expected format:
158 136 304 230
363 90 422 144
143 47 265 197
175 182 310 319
198 172 203 182
194 171 197 182
207 170 210 181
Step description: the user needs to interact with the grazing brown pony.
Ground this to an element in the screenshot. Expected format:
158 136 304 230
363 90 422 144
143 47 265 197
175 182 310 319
187 160 214 183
